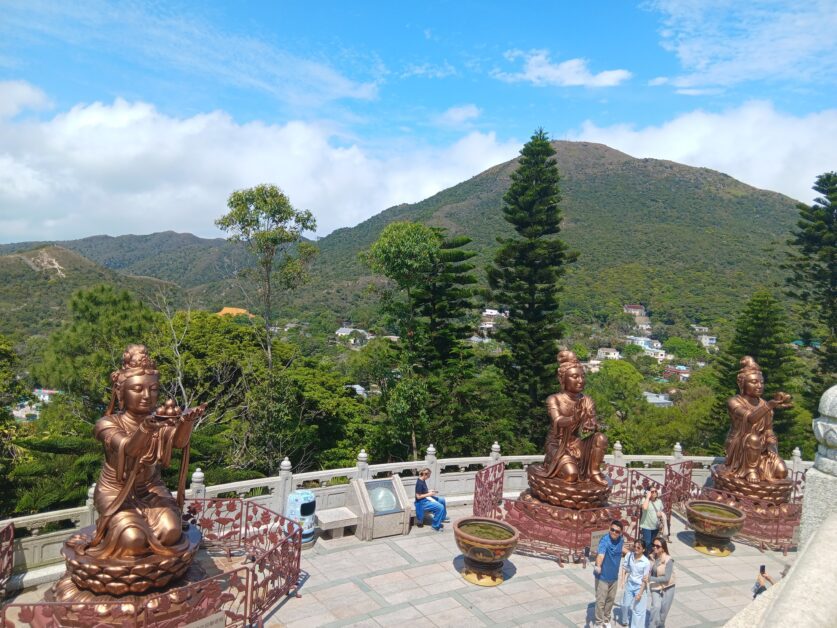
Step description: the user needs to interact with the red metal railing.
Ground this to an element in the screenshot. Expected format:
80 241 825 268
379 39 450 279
0 522 13 597
0 499 301 627
666 464 804 554
473 462 698 562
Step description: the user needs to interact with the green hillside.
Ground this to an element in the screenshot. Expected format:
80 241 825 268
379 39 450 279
294 141 797 329
0 141 800 335
0 245 175 338
0 232 248 289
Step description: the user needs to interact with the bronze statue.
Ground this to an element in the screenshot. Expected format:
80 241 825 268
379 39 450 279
712 356 793 504
527 350 611 508
50 345 205 601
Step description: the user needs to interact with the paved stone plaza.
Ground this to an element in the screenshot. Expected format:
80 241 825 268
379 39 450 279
265 504 794 627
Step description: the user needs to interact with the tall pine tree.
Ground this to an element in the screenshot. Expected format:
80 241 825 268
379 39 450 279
784 171 837 402
488 129 575 440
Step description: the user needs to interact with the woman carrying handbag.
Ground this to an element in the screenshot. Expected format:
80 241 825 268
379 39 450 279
647 537 676 627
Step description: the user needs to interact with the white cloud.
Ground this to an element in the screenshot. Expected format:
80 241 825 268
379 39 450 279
0 86 520 243
566 100 837 203
0 2 377 108
434 104 481 127
493 50 632 88
648 0 837 88
400 62 457 79
0 81 51 118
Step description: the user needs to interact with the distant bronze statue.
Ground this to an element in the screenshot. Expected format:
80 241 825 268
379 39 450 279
527 350 611 508
712 356 793 504
51 344 206 601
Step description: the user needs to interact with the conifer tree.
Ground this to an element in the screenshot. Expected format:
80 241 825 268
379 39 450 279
488 129 575 439
784 171 837 400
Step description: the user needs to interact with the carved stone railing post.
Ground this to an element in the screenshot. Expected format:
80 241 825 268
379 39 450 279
792 447 802 475
673 442 683 462
425 444 439 485
274 457 294 516
82 483 97 527
190 468 206 500
801 385 837 544
612 441 625 467
357 449 370 480
490 441 501 463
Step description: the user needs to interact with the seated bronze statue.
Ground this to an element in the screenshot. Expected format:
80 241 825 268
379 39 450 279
527 350 611 509
712 356 793 504
52 345 205 600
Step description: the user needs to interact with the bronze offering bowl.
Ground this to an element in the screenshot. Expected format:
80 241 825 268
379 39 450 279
685 500 746 557
453 517 519 586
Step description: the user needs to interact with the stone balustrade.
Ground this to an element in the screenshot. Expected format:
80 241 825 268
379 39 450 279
0 441 812 590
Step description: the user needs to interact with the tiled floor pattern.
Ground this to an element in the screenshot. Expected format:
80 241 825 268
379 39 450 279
265 507 794 627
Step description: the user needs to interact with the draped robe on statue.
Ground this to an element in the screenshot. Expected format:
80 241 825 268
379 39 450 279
724 395 786 481
537 392 602 481
85 413 187 559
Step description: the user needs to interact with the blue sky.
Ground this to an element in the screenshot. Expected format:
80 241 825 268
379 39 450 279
0 0 835 242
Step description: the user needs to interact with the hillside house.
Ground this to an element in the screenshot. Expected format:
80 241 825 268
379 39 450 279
625 335 662 350
643 391 673 407
698 335 717 349
582 359 602 374
644 348 672 363
691 324 710 333
596 347 622 360
634 315 652 332
482 308 508 319
663 365 691 382
623 304 646 317
335 327 373 346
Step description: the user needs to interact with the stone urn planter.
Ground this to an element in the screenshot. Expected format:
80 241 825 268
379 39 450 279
685 500 746 557
453 517 519 586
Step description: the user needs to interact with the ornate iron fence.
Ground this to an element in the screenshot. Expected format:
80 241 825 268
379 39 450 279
666 463 804 554
0 522 13 597
0 499 301 627
472 463 679 562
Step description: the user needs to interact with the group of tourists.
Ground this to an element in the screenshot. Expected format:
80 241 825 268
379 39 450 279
594 517 675 628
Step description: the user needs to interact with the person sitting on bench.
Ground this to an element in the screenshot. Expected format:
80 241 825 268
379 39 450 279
415 467 448 531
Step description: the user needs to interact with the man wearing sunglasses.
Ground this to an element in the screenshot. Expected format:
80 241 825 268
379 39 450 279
594 519 625 628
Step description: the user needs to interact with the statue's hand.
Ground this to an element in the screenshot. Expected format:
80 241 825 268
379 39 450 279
770 392 793 409
141 415 164 432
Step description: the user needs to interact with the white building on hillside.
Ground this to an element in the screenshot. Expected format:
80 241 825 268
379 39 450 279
596 347 622 360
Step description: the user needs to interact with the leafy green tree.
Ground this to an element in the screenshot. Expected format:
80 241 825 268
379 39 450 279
488 129 575 439
586 360 644 425
366 222 442 364
11 394 101 514
784 171 837 399
663 337 707 361
702 290 802 452
379 373 430 461
0 334 28 514
216 184 316 370
347 338 399 399
622 343 644 359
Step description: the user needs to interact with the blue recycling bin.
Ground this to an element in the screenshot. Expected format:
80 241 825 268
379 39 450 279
286 489 316 542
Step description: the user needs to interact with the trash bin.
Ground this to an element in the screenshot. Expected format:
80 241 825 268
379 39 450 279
286 489 316 542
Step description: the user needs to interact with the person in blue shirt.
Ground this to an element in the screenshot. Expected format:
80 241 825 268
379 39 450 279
594 519 625 628
620 538 651 627
415 467 447 531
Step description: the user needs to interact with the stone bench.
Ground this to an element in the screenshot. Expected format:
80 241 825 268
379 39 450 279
316 507 359 539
